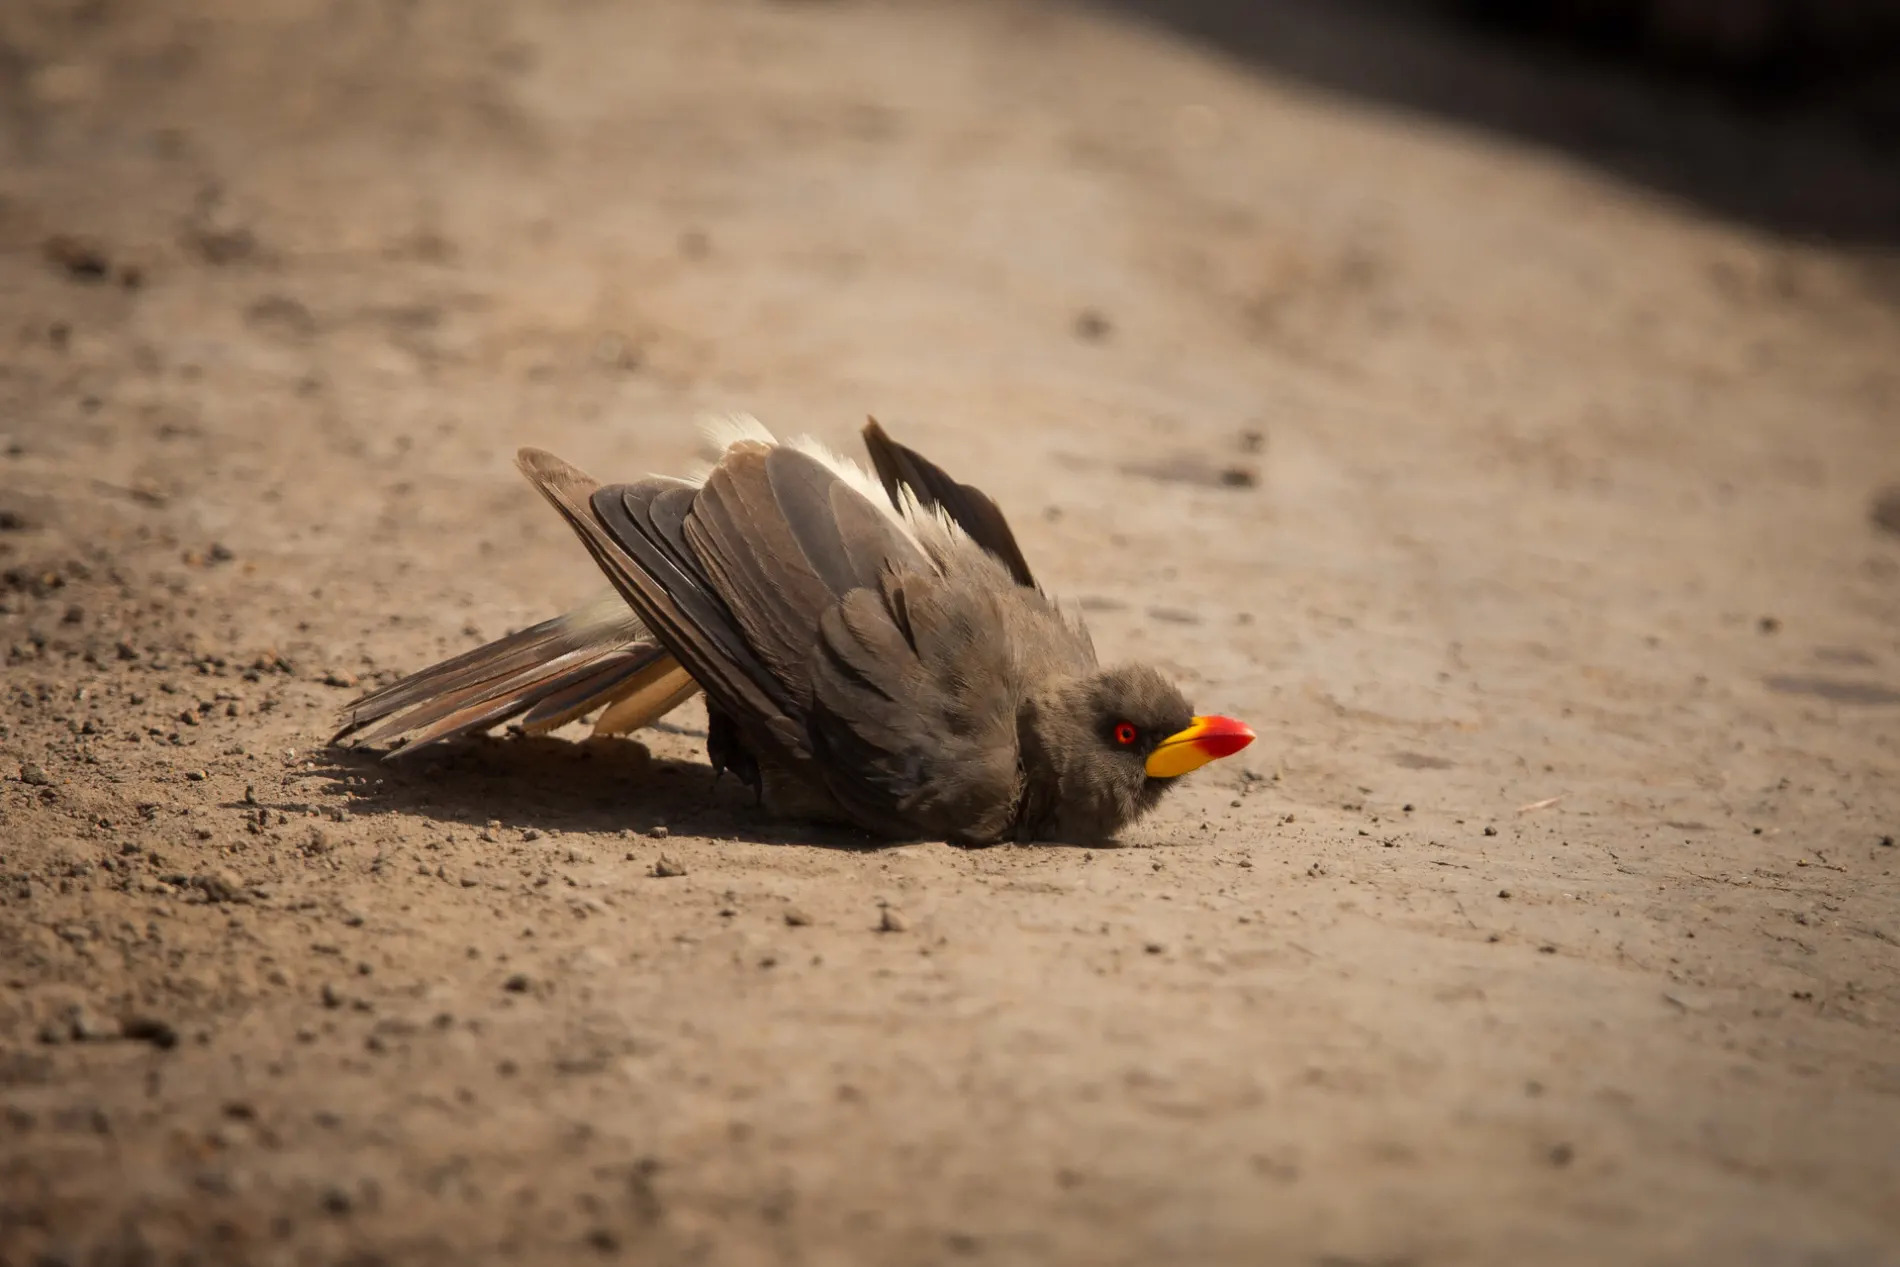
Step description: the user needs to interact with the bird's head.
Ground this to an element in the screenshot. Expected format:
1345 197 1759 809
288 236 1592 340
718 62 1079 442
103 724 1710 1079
1019 663 1254 842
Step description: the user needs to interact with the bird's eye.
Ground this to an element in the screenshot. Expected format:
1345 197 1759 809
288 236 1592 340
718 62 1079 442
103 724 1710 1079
1113 722 1139 747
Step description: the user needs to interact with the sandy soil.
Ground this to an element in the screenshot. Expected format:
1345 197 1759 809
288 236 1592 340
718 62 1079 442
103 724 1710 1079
2 2 1898 1264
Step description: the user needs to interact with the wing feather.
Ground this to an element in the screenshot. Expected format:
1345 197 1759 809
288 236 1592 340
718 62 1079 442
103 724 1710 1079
680 445 930 714
540 458 789 725
861 418 1036 589
807 577 1023 843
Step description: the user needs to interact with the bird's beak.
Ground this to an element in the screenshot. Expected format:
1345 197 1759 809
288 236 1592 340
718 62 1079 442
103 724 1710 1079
1145 715 1255 779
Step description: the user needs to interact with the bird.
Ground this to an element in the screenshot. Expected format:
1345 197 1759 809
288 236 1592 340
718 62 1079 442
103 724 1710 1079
333 415 1254 843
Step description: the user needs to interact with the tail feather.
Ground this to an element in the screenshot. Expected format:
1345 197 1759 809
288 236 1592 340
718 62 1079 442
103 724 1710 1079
588 661 701 736
379 666 608 752
518 650 694 735
372 644 673 750
337 595 634 729
332 592 701 754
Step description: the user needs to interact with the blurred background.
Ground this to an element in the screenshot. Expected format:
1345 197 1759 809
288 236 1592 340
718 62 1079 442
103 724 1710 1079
2 2 1897 1265
1106 0 1900 242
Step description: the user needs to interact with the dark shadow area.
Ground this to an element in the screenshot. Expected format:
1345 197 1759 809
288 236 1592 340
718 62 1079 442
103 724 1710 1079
297 735 1128 851
301 735 891 852
1091 0 1900 246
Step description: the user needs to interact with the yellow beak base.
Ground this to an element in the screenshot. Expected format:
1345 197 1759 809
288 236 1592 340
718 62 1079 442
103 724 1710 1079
1144 715 1256 779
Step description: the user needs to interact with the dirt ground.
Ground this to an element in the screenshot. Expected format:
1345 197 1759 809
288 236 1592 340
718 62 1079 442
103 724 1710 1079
2 1 1898 1264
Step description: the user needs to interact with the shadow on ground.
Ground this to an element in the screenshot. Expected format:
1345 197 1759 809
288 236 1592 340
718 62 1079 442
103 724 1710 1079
298 734 891 852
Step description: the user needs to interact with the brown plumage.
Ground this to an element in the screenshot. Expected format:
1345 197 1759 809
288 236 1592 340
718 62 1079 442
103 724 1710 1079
334 416 1253 843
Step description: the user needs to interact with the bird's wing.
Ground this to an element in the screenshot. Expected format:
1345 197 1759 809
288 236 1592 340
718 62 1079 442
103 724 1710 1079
516 448 805 767
334 418 1035 767
805 566 1026 843
520 440 1029 842
861 418 1036 589
687 439 1054 840
681 442 933 711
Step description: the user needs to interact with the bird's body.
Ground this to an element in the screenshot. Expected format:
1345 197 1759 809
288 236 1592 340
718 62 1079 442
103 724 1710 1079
335 417 1252 843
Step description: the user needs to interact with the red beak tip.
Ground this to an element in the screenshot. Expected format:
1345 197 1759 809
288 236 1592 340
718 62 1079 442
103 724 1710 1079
1196 717 1255 759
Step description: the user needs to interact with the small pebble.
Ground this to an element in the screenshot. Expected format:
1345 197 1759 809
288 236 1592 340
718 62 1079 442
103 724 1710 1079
196 869 244 903
877 906 909 934
651 855 686 878
784 907 812 927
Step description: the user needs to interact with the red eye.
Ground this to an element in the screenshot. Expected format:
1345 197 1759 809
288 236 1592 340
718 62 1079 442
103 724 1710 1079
1113 722 1139 747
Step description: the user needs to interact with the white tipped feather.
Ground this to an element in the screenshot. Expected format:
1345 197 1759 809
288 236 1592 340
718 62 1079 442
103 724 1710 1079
683 411 779 483
786 435 911 527
700 411 779 453
889 483 969 566
683 410 972 561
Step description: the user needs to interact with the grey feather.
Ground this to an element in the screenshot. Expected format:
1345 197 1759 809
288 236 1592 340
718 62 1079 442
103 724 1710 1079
332 598 690 753
335 422 1246 843
861 418 1036 589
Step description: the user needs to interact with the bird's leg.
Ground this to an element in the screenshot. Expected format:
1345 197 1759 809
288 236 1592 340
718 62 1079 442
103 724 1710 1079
706 706 763 805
